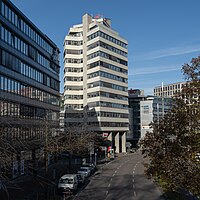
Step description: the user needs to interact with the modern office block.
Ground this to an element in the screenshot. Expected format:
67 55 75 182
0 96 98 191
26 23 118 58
154 82 186 97
0 0 60 178
63 14 128 153
140 96 172 138
128 89 146 147
128 89 172 147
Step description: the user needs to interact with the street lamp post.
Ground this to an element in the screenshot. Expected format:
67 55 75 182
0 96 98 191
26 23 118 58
94 153 97 166
84 105 95 164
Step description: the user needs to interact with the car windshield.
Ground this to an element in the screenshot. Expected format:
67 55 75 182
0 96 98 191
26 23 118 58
83 165 90 167
60 178 73 184
79 168 87 172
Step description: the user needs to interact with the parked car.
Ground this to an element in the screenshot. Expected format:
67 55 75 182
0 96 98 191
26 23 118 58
57 174 78 194
77 166 91 178
82 163 96 174
76 173 85 186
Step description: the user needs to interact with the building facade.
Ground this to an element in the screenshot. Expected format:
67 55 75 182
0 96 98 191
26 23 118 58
0 0 60 178
140 96 172 139
154 82 186 97
63 14 128 153
128 89 146 147
128 89 172 147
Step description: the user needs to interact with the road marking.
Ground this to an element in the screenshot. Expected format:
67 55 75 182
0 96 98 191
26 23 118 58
131 160 141 199
106 190 109 195
115 170 117 173
110 178 113 182
112 174 115 177
106 162 110 166
108 183 111 187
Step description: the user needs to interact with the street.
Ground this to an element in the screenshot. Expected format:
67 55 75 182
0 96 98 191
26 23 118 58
72 151 164 200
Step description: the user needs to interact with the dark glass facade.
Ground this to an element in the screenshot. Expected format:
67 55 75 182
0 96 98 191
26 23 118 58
0 0 60 178
128 90 146 148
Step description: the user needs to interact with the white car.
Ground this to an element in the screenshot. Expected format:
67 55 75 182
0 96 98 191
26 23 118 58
82 163 96 174
57 174 78 194
77 167 91 178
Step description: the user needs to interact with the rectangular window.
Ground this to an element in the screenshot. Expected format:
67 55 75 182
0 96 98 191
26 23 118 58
0 75 3 90
1 2 5 16
4 4 8 19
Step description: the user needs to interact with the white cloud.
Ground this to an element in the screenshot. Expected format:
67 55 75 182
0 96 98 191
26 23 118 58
129 65 181 76
132 44 200 62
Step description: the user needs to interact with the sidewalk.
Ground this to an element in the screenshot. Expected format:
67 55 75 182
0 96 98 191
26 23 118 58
0 159 80 200
0 154 122 200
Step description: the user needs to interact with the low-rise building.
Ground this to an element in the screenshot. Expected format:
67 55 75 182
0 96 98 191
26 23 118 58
128 89 173 147
154 82 186 97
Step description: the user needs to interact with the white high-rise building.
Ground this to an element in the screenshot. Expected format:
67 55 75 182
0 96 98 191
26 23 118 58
63 14 128 153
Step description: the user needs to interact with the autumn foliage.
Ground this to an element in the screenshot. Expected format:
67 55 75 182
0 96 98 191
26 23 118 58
141 56 200 196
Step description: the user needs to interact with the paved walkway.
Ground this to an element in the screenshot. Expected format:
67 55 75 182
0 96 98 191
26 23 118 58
0 155 108 200
0 159 77 200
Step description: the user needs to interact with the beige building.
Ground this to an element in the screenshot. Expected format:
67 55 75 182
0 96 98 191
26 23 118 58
154 82 186 97
63 14 128 153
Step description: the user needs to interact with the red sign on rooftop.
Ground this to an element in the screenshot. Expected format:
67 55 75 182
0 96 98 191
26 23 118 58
94 14 101 19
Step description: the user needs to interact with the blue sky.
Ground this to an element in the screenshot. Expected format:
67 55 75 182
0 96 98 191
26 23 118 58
11 0 200 95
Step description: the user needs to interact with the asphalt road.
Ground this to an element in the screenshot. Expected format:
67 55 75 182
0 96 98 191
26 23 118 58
72 151 164 200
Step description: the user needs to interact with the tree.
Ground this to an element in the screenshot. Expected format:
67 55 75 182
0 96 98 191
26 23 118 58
140 56 200 196
0 102 97 199
46 125 95 160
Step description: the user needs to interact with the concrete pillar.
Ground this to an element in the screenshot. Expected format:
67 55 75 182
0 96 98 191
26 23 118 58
122 132 126 153
115 132 119 153
107 132 112 142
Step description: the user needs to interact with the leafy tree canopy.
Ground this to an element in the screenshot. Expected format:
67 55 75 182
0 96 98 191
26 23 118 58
141 56 200 196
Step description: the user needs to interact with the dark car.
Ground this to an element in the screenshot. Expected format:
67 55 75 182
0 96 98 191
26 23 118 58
77 173 85 186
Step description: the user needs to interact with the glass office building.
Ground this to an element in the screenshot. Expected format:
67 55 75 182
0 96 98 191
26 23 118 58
0 0 60 178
